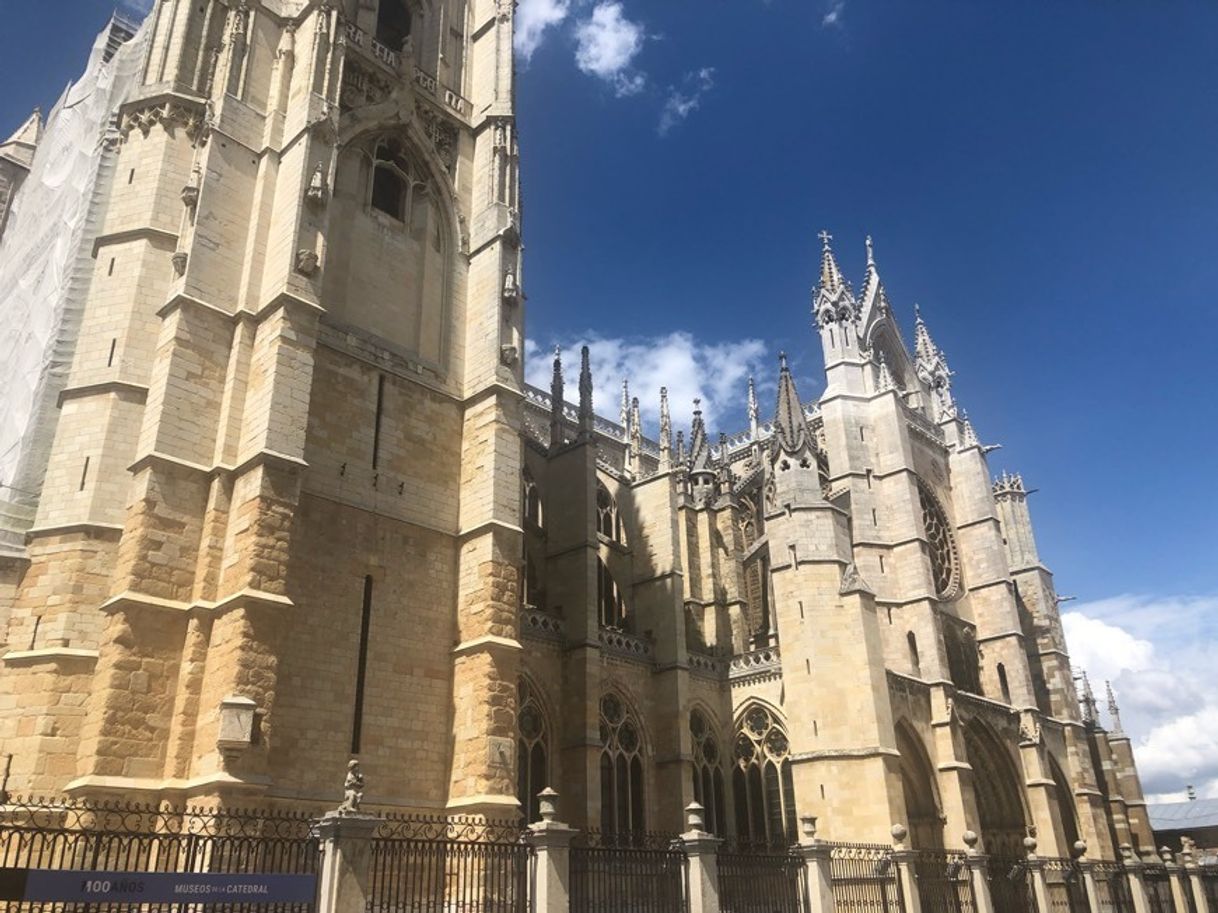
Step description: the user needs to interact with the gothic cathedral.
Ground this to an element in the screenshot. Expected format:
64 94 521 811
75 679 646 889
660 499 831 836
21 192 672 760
0 0 1152 861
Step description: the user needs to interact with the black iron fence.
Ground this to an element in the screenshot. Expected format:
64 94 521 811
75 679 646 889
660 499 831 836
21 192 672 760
366 815 530 913
1043 858 1089 913
912 849 975 913
985 854 1033 913
1200 867 1218 912
826 842 903 913
569 830 688 913
0 795 320 913
1090 863 1134 913
717 840 805 913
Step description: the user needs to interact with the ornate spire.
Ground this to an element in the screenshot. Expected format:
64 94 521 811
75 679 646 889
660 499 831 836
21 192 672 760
659 387 672 471
688 399 712 475
747 376 759 439
627 397 642 477
913 305 955 420
619 380 630 439
817 229 847 298
549 346 564 449
865 234 875 269
1106 681 1124 734
578 345 594 439
1079 672 1099 724
676 429 686 465
876 353 897 393
772 353 814 459
960 411 979 450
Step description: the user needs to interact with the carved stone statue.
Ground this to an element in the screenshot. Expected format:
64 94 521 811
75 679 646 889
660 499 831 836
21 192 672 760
339 759 364 813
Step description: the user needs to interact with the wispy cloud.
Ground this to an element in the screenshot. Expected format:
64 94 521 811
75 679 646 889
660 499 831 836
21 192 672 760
1063 593 1218 800
524 332 768 434
821 1 845 29
118 0 154 15
574 2 648 97
658 67 716 136
515 0 571 64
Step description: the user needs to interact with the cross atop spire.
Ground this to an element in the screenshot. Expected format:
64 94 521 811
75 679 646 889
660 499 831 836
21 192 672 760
865 235 874 267
817 229 848 298
818 229 833 248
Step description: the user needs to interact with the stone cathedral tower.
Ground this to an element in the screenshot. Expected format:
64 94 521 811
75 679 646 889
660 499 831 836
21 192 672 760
0 1 1154 863
0 0 526 816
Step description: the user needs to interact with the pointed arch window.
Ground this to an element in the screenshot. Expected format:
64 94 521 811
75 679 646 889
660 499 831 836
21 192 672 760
690 710 726 835
370 139 426 223
732 705 798 846
597 559 627 629
517 679 549 824
523 470 543 528
596 481 627 546
599 692 645 835
375 0 412 51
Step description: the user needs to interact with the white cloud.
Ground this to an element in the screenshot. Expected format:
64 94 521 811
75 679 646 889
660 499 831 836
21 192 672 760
524 332 768 433
658 67 715 136
574 2 647 96
822 1 845 28
515 0 571 63
1063 594 1218 799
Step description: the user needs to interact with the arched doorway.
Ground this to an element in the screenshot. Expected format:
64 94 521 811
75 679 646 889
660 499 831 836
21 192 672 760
963 719 1027 856
896 723 944 850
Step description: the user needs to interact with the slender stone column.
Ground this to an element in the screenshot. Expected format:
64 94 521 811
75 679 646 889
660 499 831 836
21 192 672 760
1181 840 1211 913
890 825 923 913
1024 845 1052 913
1122 845 1152 913
962 831 996 913
526 789 577 913
316 812 381 913
682 803 723 913
794 816 837 913
1080 860 1104 913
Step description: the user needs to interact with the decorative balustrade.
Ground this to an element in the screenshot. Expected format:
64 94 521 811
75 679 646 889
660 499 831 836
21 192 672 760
729 645 782 683
599 626 654 662
521 607 563 642
688 649 727 677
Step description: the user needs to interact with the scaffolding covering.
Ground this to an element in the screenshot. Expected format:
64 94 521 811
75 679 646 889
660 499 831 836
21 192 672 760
0 15 149 552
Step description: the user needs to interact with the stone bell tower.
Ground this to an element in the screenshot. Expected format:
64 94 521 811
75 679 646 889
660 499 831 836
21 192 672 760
0 0 526 813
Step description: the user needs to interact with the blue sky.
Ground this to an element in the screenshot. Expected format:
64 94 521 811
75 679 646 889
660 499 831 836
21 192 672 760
2 1 1217 798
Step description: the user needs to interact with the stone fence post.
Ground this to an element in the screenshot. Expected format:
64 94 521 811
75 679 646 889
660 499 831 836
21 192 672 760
1180 839 1211 913
681 803 722 913
1075 841 1104 913
1022 836 1051 913
1122 845 1152 913
526 789 576 913
794 816 836 913
961 831 995 913
889 825 923 913
1160 847 1193 913
316 811 381 913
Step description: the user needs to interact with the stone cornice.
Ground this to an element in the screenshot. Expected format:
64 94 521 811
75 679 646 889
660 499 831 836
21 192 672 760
91 226 178 258
58 380 149 407
2 647 100 666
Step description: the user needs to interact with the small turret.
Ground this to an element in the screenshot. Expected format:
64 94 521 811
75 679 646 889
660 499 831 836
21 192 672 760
747 376 759 441
913 305 956 420
813 230 867 394
578 346 594 440
1106 681 1124 735
688 400 715 506
659 387 672 471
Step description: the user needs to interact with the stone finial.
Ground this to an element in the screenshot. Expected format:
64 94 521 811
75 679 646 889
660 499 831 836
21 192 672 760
891 823 908 849
747 376 759 438
1159 846 1175 865
578 346 593 439
961 412 979 450
1079 672 1098 723
962 830 979 854
1106 681 1124 734
1023 834 1038 856
685 802 706 832
865 234 875 268
659 387 672 471
619 379 630 439
676 429 686 464
627 397 642 477
1181 836 1196 862
1120 844 1135 863
1072 840 1088 860
537 787 559 822
876 353 897 393
338 759 365 813
549 346 564 449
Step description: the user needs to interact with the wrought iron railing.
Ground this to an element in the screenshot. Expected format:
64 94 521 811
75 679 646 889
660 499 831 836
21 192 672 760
827 842 904 913
0 796 321 912
985 854 1033 913
1043 858 1090 913
912 849 975 913
569 830 688 913
1090 863 1134 913
367 815 530 913
717 840 805 913
1200 866 1218 912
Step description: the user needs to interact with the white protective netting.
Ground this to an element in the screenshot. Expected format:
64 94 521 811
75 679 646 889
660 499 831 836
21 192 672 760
0 15 150 548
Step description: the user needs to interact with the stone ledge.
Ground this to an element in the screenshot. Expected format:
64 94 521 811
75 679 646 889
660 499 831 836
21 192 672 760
58 380 149 407
63 770 272 799
101 588 295 616
2 647 100 666
452 635 522 657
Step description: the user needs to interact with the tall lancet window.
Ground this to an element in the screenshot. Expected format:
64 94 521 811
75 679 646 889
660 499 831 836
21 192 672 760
517 679 549 824
732 705 797 846
690 710 726 835
599 692 645 835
